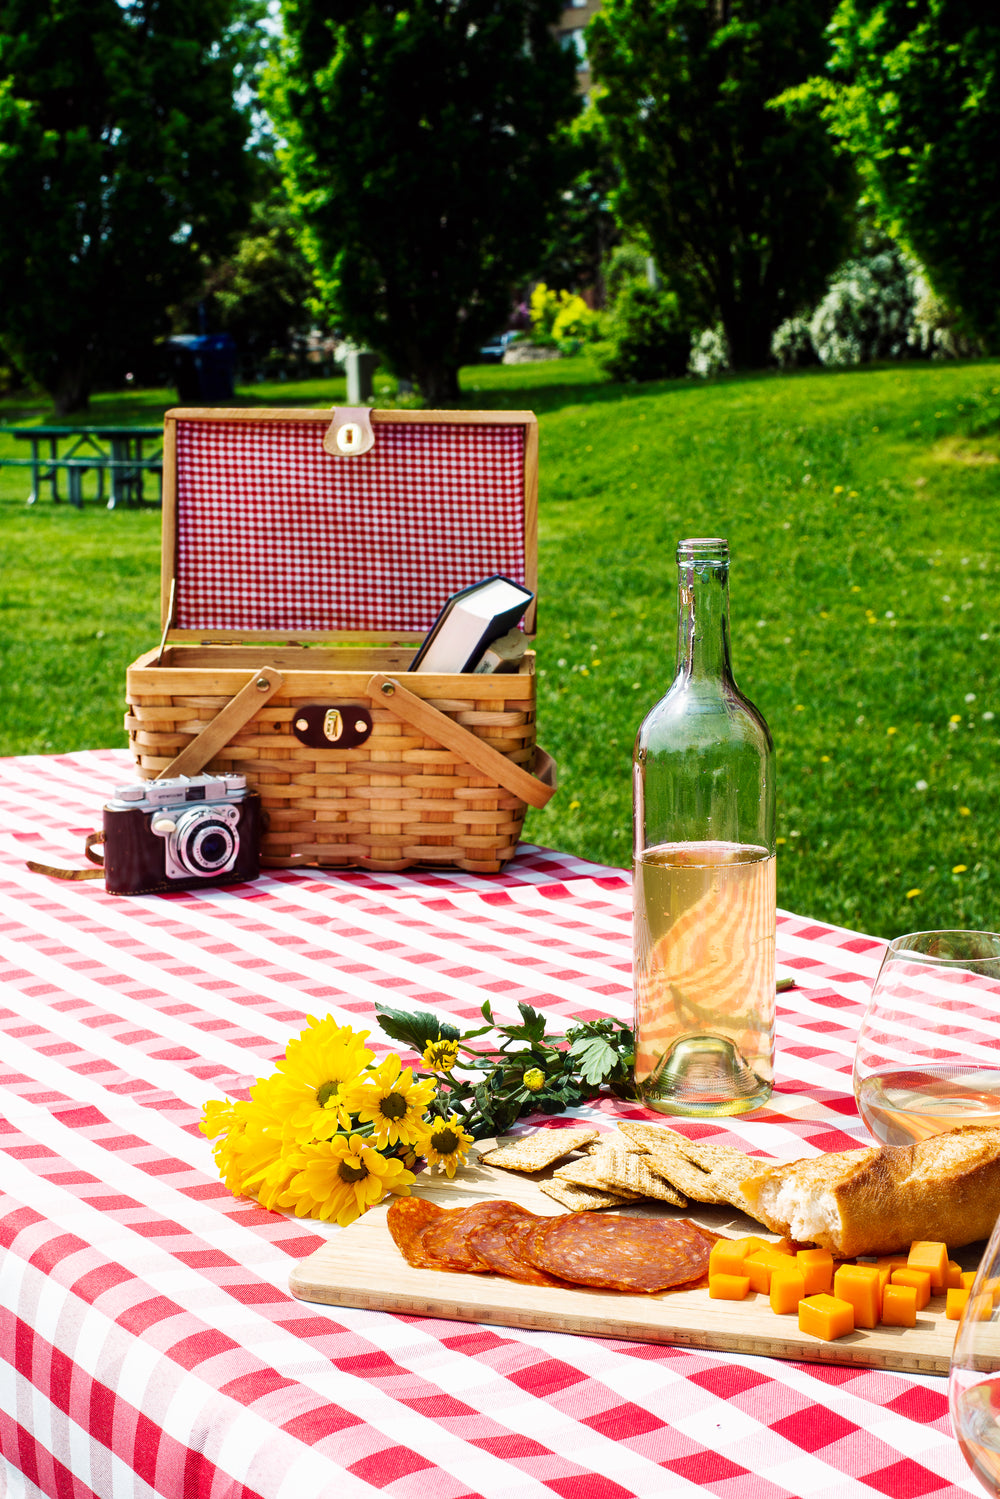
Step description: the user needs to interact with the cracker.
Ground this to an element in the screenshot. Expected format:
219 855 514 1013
477 1127 598 1173
571 1148 687 1207
641 1148 728 1205
616 1119 773 1208
553 1153 642 1193
587 1130 646 1158
539 1178 636 1211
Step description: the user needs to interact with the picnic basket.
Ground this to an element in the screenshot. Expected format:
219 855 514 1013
124 406 555 873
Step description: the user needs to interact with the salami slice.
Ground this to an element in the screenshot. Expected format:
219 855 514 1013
418 1199 521 1271
386 1196 447 1268
466 1205 569 1287
522 1212 714 1293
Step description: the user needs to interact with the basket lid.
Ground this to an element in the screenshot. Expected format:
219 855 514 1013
160 407 538 642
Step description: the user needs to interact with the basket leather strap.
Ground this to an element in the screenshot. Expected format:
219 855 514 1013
27 830 105 881
365 673 556 810
157 668 286 780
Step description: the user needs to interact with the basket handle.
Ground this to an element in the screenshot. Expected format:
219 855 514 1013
157 668 286 779
365 673 556 810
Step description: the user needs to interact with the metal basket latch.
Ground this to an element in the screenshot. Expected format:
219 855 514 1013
292 705 373 749
323 406 376 458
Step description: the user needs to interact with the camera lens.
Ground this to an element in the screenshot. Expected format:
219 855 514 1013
173 808 238 877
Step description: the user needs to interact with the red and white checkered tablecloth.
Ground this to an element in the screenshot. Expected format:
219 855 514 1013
0 750 981 1499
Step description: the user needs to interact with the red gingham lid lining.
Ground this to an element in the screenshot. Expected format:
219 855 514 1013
172 418 528 635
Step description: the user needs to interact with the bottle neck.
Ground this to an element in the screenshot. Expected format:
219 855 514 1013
675 547 733 683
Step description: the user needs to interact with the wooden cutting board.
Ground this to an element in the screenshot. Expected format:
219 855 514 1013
288 1155 974 1376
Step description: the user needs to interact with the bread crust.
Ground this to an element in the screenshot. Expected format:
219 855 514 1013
741 1125 1000 1256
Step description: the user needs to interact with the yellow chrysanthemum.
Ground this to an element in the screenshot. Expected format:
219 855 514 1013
425 1114 474 1178
277 1134 415 1226
269 1017 374 1138
200 1097 241 1140
523 1068 546 1092
341 1053 437 1148
201 1075 291 1196
422 1038 460 1073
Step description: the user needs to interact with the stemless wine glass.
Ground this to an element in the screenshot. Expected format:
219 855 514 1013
950 1213 1000 1496
853 930 1000 1147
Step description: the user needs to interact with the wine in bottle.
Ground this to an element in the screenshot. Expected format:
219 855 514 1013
633 537 776 1115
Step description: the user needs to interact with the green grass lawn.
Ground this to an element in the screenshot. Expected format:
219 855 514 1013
2 356 999 938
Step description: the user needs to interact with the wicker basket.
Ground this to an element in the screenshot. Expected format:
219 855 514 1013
125 406 555 873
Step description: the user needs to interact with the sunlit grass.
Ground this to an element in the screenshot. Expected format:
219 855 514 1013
2 356 999 936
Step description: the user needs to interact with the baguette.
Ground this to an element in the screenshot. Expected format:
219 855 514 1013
740 1125 1000 1257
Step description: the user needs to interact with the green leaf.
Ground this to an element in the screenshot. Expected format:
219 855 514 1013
567 1034 622 1085
493 1004 548 1045
373 1004 461 1052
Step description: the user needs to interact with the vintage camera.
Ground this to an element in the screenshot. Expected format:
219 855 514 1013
102 773 262 895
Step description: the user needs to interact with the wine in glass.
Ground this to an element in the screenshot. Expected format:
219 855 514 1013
854 930 1000 1147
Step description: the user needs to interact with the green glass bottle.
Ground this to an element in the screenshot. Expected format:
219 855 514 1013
632 537 776 1115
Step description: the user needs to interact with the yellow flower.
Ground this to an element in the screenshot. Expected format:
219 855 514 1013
950 714 962 724
342 1053 436 1148
422 1038 460 1073
887 727 897 735
833 485 844 494
270 1016 374 1138
425 1114 475 1178
569 799 581 810
953 864 968 874
278 1134 415 1226
959 807 971 817
523 1068 545 1092
200 1098 241 1140
906 888 922 899
202 1075 291 1196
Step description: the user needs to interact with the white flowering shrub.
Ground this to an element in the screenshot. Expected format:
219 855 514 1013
807 246 922 366
771 316 818 369
688 323 730 378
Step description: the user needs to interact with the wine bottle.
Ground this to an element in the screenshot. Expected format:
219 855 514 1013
633 537 776 1115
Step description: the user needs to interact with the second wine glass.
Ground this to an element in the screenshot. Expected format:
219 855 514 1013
854 930 1000 1147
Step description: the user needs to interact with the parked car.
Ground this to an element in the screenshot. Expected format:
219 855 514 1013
477 331 517 364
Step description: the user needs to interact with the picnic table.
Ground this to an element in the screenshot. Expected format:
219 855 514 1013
0 746 981 1499
0 425 163 508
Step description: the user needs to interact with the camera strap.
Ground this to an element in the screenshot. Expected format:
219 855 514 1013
26 830 106 881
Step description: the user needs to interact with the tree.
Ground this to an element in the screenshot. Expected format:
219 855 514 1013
270 0 580 405
0 0 256 413
587 0 856 370
531 108 621 306
790 0 1000 351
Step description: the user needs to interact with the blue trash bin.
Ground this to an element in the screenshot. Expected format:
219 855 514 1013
168 334 237 401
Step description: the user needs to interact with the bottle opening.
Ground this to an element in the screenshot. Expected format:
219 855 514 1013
677 537 729 561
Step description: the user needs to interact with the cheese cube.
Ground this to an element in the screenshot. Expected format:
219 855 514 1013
891 1267 931 1309
709 1273 750 1301
871 1262 893 1296
882 1284 917 1327
834 1264 882 1328
744 1248 792 1294
947 1288 971 1320
962 1271 977 1290
945 1261 964 1290
796 1247 833 1295
969 1292 995 1322
799 1294 854 1341
770 1264 806 1315
907 1240 949 1291
709 1237 765 1277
